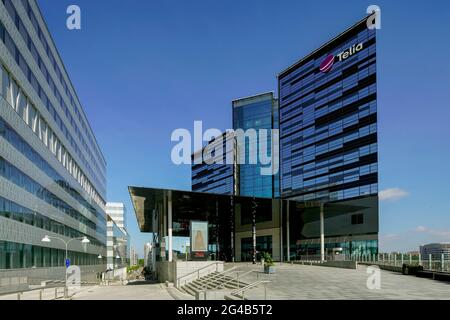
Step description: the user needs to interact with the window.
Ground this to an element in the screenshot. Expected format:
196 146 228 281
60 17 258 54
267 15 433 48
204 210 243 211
351 213 364 225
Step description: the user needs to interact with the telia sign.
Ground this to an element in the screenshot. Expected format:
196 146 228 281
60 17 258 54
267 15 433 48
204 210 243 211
320 42 364 73
319 54 335 73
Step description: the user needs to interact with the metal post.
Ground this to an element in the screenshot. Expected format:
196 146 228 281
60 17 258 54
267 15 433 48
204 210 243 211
252 198 257 265
264 283 267 300
39 290 42 300
409 254 412 265
286 201 290 262
401 254 404 266
441 254 445 271
394 254 397 267
320 203 325 263
17 293 21 300
419 254 421 266
55 288 58 299
168 191 173 263
429 254 432 270
65 242 68 299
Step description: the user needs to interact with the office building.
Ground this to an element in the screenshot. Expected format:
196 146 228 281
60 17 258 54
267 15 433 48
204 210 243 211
106 202 127 231
131 15 379 273
420 243 450 260
233 92 279 198
130 245 138 266
278 16 378 256
106 215 128 270
191 131 235 195
0 0 107 278
144 242 152 267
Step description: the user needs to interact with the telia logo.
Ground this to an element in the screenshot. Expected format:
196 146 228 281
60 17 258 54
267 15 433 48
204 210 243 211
319 42 364 73
319 54 335 73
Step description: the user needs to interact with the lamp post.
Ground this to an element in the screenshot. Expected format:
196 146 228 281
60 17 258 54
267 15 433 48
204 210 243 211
41 235 90 299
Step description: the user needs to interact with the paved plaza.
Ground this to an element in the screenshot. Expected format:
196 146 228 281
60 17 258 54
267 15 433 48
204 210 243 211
71 281 175 300
231 263 450 300
1 264 449 300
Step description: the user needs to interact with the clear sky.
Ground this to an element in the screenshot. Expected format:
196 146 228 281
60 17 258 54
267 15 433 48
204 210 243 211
38 0 450 256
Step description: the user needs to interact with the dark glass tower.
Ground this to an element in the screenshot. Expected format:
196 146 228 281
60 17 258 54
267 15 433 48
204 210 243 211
279 18 377 202
278 17 379 256
191 132 235 195
232 92 279 198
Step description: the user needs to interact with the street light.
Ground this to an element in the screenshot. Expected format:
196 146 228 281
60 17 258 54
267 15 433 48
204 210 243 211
41 235 91 299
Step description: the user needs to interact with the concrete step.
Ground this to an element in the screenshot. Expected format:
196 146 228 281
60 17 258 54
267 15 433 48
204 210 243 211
224 294 245 300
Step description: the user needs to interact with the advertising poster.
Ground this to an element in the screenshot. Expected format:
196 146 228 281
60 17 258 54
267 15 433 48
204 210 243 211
190 221 208 260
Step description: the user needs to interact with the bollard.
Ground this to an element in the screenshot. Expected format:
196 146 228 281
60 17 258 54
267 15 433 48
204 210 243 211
409 254 412 265
39 290 43 300
394 254 397 267
17 293 21 301
442 254 445 271
55 288 58 299
401 254 404 266
264 283 268 300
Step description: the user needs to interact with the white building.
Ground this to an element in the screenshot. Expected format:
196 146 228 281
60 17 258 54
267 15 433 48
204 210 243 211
0 0 107 291
106 202 126 230
130 246 138 266
144 242 153 268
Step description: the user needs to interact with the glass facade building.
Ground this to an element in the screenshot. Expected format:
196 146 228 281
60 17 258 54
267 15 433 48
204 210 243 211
0 0 106 272
191 132 235 195
233 92 279 198
278 17 378 256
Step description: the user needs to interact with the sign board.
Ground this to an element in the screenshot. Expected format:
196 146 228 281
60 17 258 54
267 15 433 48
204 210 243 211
190 221 208 261
65 258 71 268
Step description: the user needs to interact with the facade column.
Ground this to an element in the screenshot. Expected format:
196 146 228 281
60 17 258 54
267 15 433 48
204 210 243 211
320 203 325 263
286 201 290 262
280 200 283 262
168 191 173 262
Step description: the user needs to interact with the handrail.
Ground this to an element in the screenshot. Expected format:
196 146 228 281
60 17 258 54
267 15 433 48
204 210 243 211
230 280 271 300
176 262 221 288
198 267 239 288
213 270 255 289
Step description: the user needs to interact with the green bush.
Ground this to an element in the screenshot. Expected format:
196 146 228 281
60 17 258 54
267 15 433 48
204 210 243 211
262 252 274 267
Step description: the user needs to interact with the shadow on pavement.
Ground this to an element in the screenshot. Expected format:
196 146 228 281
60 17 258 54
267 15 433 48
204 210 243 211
126 280 159 286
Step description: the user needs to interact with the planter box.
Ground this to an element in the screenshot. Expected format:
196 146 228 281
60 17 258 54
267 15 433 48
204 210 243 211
264 266 275 274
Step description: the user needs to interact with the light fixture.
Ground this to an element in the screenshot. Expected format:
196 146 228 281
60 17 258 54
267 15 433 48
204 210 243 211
98 254 102 259
81 237 90 244
41 235 51 243
116 255 120 259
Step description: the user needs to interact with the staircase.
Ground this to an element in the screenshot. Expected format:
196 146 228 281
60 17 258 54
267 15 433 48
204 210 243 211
178 272 248 298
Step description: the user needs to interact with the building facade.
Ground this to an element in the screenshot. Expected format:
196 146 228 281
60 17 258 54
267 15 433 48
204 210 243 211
0 0 107 275
278 17 378 256
106 215 128 270
129 245 138 266
233 92 279 198
106 202 126 231
191 131 235 195
420 243 450 260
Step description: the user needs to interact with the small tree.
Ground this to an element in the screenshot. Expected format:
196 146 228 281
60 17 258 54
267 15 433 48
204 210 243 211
262 252 274 267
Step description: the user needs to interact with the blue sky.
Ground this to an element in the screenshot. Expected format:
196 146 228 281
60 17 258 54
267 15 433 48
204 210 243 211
38 0 450 256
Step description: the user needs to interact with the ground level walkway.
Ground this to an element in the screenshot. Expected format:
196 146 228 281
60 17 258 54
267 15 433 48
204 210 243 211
231 263 450 300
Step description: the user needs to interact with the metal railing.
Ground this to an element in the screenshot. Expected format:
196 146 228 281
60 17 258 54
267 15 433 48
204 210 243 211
351 253 450 273
196 266 239 290
176 262 222 288
213 270 256 290
230 280 271 300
